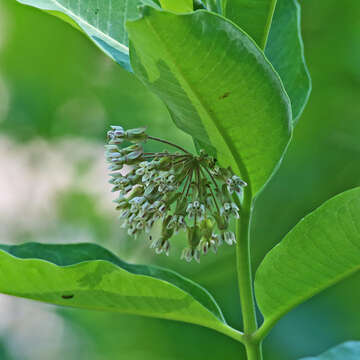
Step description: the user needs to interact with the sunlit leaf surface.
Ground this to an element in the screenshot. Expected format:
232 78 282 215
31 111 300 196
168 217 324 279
0 242 242 339
256 187 360 328
159 0 193 12
128 7 291 196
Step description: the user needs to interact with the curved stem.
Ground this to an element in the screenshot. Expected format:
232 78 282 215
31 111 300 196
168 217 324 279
235 189 263 359
253 318 277 343
148 136 191 154
211 323 245 344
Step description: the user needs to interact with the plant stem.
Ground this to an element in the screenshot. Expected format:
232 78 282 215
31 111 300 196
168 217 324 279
235 189 263 359
148 136 191 154
244 340 263 360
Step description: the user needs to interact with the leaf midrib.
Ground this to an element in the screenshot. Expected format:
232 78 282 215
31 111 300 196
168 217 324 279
143 10 252 188
50 0 129 53
260 0 278 49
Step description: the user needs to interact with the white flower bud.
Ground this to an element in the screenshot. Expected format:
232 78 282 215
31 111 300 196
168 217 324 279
185 249 193 263
194 249 201 263
223 231 236 246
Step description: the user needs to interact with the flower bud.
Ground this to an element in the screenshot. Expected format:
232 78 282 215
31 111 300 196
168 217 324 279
125 127 148 143
107 126 125 144
214 213 229 231
200 219 214 240
222 231 236 246
187 225 201 250
124 151 143 164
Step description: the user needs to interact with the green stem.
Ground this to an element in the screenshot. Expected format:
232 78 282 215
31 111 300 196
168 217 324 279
253 318 277 344
260 0 278 49
244 340 263 360
235 189 263 359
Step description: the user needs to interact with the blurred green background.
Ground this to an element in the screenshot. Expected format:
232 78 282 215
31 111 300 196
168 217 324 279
0 0 360 359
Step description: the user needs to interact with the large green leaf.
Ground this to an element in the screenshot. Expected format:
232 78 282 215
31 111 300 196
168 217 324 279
255 187 360 334
127 7 291 196
15 0 158 71
0 242 242 341
265 0 311 123
221 0 277 48
299 342 360 360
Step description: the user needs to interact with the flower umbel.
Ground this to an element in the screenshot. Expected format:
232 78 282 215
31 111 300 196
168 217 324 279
106 126 247 263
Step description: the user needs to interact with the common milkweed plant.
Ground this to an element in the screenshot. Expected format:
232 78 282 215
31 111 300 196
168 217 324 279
4 0 360 359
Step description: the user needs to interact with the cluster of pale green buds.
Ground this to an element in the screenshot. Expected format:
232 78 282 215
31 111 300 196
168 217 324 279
106 126 247 263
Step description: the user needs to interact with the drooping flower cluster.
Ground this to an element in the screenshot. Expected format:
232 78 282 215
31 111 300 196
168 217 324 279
106 126 247 263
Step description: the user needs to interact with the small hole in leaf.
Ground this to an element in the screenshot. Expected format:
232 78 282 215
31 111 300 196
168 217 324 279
62 294 74 299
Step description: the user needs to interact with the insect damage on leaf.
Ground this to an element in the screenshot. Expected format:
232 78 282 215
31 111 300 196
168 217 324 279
105 126 247 263
219 92 230 100
61 294 74 299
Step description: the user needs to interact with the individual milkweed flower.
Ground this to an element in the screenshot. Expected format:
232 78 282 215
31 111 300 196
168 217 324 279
167 215 186 233
106 126 247 262
181 224 202 263
198 219 222 255
150 237 171 256
227 175 247 195
220 202 240 219
222 231 236 246
186 201 205 220
107 126 148 144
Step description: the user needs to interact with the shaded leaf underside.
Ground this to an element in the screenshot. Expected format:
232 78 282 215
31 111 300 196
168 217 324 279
222 0 276 48
265 0 311 123
16 0 148 71
221 0 311 124
299 341 360 360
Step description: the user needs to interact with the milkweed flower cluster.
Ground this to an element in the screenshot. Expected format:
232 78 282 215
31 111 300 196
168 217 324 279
106 126 247 263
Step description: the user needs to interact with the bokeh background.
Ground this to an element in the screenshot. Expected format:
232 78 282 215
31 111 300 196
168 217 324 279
0 0 360 359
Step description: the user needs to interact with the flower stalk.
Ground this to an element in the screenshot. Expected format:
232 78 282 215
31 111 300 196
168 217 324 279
235 188 263 359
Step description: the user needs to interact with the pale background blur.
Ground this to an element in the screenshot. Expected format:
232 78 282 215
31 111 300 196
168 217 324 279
0 0 360 358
